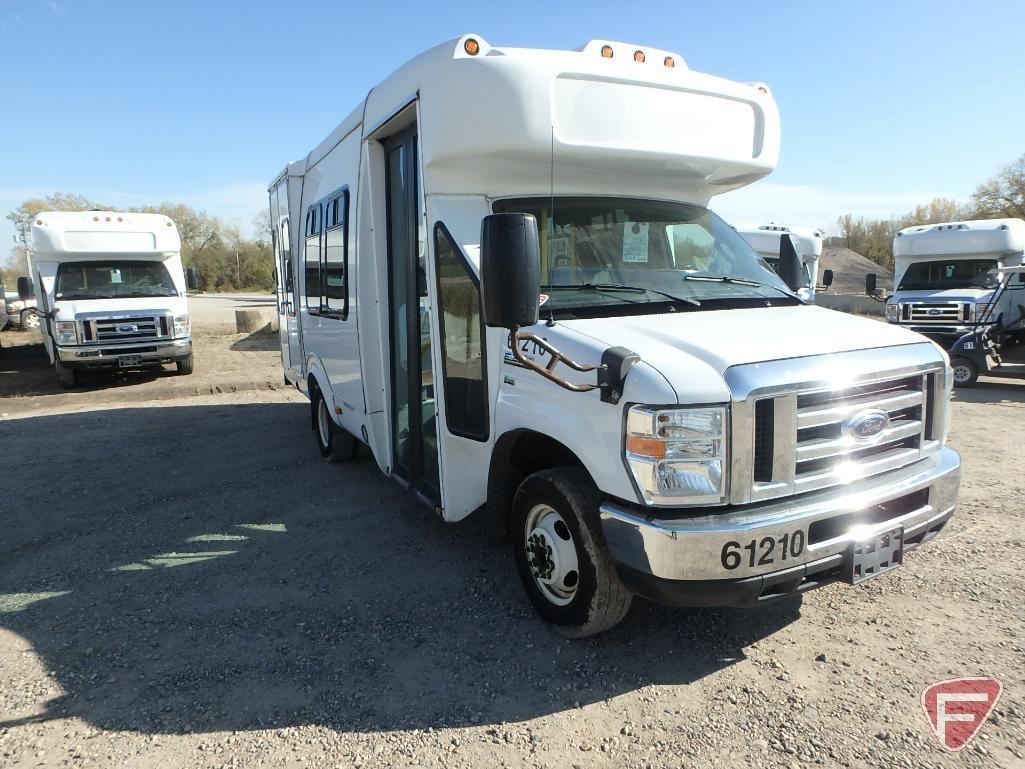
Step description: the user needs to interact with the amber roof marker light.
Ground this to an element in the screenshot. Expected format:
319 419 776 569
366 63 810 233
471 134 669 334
664 56 675 68
601 44 614 58
633 50 646 63
464 38 480 56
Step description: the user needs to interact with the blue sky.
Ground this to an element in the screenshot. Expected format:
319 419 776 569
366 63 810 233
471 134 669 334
1 0 1022 253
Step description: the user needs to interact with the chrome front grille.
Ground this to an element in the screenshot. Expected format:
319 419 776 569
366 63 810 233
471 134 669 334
726 345 948 506
900 302 968 324
77 313 172 345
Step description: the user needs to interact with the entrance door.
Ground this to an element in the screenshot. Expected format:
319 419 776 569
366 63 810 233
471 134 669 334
384 127 440 501
270 177 301 381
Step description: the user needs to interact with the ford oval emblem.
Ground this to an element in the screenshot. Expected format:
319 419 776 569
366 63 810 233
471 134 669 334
117 323 139 334
927 309 942 316
842 409 890 442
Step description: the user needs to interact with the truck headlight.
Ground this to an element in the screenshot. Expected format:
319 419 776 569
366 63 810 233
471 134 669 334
885 303 899 322
173 315 190 338
55 321 78 346
625 405 727 505
971 303 990 322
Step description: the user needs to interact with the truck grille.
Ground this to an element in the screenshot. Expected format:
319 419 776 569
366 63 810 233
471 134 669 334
735 365 946 504
900 302 968 324
78 314 171 344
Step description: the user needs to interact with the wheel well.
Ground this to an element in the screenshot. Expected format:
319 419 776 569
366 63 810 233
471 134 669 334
307 375 320 431
485 430 586 546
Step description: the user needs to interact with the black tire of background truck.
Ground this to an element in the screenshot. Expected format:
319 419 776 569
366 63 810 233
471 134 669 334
176 354 194 375
511 468 632 638
313 390 358 462
950 356 979 388
54 360 78 389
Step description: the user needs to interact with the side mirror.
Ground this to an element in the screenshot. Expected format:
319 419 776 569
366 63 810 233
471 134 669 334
186 266 200 292
480 213 540 329
821 269 834 289
865 273 878 296
17 276 34 301
778 235 802 293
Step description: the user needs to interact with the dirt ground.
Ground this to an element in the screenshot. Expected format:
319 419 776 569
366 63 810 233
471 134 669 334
1 324 1023 769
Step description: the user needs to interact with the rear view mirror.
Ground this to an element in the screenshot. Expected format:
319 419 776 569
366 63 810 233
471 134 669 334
186 266 200 292
778 235 802 293
821 269 834 289
17 276 34 301
865 273 878 296
480 213 540 329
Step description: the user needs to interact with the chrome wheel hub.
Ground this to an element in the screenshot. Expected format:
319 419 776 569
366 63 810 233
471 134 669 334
317 399 331 447
524 504 579 606
952 364 972 383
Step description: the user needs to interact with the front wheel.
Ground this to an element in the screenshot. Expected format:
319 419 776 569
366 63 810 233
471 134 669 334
313 390 358 462
512 468 632 638
54 360 78 389
950 356 979 388
20 310 40 330
176 354 194 375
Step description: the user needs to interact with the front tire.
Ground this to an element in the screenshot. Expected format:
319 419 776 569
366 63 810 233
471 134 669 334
512 468 632 638
20 310 40 330
950 356 979 387
313 390 358 462
176 354 194 375
55 360 78 389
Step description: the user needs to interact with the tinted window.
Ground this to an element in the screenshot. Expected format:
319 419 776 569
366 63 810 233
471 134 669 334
323 191 349 317
304 206 321 305
898 259 998 290
434 224 488 441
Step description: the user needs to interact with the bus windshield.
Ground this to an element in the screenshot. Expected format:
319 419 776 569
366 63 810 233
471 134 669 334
55 260 179 300
898 259 998 291
492 197 795 314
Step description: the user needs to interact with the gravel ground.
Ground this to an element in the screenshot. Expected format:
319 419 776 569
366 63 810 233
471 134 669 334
1 331 1023 768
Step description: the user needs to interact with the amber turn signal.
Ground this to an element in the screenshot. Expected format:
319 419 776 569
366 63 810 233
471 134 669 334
464 38 480 56
626 435 666 459
601 44 614 58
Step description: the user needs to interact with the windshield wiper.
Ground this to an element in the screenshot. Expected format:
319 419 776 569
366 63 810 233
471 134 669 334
682 274 797 298
545 282 699 306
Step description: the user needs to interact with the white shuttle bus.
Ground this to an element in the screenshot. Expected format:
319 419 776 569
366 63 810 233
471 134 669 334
882 218 1025 345
737 223 830 302
25 211 194 388
270 36 960 636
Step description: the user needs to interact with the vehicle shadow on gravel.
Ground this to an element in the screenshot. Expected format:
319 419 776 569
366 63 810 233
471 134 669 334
0 402 799 736
0 336 179 397
952 379 1025 403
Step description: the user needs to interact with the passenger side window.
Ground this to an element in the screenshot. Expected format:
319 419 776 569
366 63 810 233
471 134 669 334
434 224 489 441
304 205 322 308
323 190 349 319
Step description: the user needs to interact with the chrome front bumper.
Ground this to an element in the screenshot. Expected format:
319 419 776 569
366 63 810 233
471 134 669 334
57 338 192 366
600 446 960 585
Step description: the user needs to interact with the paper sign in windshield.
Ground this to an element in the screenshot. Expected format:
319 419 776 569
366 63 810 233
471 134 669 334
623 223 649 263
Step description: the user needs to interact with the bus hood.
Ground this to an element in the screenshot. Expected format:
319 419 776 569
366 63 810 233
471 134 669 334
891 288 995 303
52 296 188 321
563 305 933 380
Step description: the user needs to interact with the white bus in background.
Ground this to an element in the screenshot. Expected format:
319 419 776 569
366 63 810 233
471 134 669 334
879 218 1025 346
269 35 959 637
737 223 830 302
24 211 195 388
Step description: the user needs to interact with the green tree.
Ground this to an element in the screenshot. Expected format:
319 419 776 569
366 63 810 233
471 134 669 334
971 153 1025 219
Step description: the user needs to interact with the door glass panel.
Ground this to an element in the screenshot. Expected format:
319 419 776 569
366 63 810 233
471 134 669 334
386 145 412 476
416 142 439 490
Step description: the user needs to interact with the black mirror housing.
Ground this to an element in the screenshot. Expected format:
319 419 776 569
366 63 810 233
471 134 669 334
480 213 540 329
821 269 834 289
865 273 878 296
186 266 200 292
17 276 34 301
778 235 802 293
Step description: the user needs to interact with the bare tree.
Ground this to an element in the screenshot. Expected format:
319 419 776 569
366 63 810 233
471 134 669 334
971 153 1025 219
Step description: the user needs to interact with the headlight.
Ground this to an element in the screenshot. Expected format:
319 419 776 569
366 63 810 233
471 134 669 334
173 315 190 338
625 405 727 505
55 321 77 346
885 303 899 322
971 303 990 322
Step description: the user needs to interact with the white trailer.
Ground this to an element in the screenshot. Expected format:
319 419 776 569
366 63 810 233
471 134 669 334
269 35 960 636
883 218 1025 345
26 211 194 388
736 223 829 302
